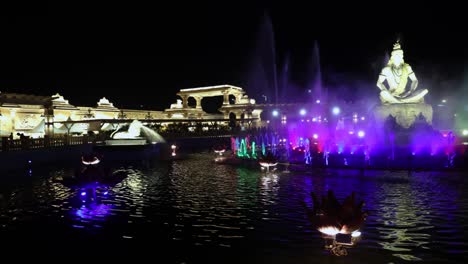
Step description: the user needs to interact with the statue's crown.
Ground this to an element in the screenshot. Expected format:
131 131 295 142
391 41 403 56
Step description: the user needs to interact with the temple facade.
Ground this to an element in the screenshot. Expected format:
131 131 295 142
0 85 264 138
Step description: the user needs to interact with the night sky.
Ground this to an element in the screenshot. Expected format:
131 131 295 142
1 1 467 111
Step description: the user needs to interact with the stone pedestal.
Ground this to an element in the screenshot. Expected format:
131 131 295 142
373 103 433 129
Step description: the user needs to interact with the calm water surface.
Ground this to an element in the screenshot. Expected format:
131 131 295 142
0 153 466 262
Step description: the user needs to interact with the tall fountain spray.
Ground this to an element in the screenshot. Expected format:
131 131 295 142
308 40 323 102
280 53 290 102
247 13 278 104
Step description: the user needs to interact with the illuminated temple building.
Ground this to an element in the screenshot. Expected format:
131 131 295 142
0 85 264 138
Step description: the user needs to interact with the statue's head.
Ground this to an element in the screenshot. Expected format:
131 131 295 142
389 41 404 66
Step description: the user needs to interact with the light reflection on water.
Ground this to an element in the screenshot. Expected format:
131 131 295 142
0 153 467 262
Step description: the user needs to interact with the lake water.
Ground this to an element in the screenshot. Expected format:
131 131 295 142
1 153 466 262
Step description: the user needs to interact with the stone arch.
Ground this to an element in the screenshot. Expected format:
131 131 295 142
187 96 196 108
228 94 236 105
229 112 237 128
229 112 236 120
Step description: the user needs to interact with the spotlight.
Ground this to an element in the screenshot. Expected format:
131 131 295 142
299 109 307 116
272 110 279 117
358 130 365 138
332 107 340 115
316 99 321 104
313 134 318 139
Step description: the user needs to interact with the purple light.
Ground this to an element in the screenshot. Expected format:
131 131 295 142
316 99 321 104
313 134 318 139
332 107 340 115
272 110 279 117
103 191 108 195
28 160 32 164
81 192 86 196
358 131 365 138
299 109 307 116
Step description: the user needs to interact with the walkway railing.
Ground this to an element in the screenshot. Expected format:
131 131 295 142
0 135 100 152
0 132 238 152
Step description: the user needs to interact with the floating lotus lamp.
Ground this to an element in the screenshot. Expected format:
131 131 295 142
259 161 278 169
214 145 226 156
171 144 177 157
81 156 100 165
259 153 278 172
214 149 225 155
305 190 367 256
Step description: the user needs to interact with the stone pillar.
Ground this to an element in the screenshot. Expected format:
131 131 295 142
181 95 189 108
223 91 229 105
10 110 16 135
195 96 203 109
43 108 54 137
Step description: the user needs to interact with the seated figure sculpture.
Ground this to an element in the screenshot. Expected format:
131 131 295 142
377 41 428 104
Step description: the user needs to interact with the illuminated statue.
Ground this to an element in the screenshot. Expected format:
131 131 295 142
377 41 428 104
112 120 142 139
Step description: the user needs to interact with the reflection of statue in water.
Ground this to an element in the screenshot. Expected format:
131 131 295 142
377 41 428 104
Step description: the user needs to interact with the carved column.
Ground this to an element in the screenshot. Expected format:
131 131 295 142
181 95 189 108
10 110 16 135
223 110 230 119
42 107 54 137
195 96 203 109
223 91 229 105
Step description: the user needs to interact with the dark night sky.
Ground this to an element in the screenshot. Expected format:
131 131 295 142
1 1 467 110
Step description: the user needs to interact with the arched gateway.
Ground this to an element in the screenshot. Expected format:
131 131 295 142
164 85 263 125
